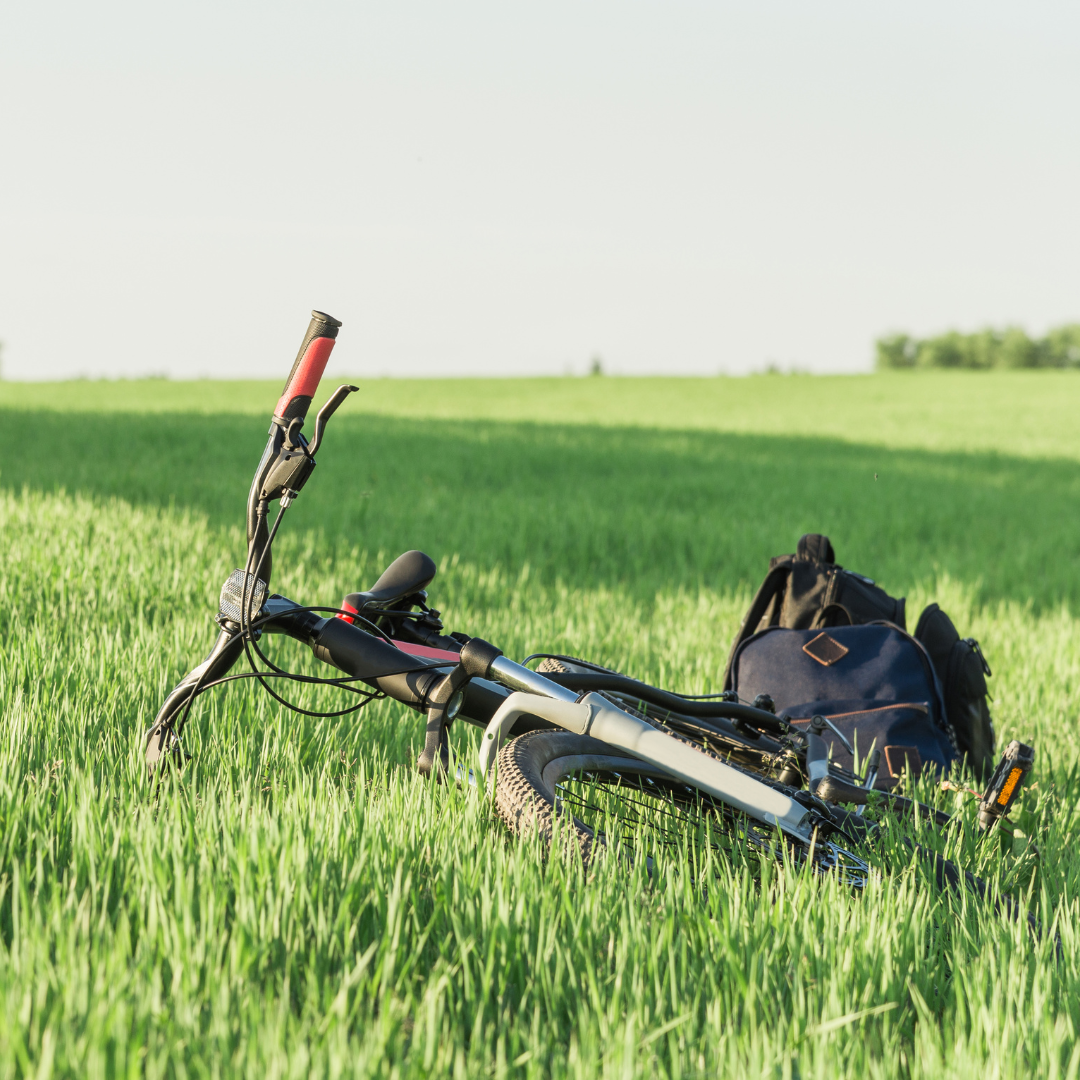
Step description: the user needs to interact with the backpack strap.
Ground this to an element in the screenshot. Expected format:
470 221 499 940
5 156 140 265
815 601 854 628
722 563 791 689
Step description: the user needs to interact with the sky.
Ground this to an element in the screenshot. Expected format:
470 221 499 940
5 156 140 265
1 1 1078 380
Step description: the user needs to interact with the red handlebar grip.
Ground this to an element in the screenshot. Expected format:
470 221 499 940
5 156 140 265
274 310 342 423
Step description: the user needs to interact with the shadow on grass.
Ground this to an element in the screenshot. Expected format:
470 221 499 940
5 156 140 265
9 409 1080 609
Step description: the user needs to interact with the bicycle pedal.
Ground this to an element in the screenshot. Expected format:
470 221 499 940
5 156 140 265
977 741 1034 831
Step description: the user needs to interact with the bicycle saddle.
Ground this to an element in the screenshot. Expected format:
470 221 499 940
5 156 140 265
344 550 437 613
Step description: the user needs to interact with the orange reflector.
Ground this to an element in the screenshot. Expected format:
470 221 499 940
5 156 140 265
996 767 1023 807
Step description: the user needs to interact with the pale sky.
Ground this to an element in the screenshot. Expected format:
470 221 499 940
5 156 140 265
1 1 1078 380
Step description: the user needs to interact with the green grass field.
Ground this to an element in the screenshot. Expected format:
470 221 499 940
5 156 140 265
2 373 1080 1078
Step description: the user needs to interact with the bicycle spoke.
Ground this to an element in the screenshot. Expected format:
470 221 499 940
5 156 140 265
555 770 869 884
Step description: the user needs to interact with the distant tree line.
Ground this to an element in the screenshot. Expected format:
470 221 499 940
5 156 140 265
876 324 1080 370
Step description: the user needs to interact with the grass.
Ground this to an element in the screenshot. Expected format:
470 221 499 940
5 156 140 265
2 372 1080 1077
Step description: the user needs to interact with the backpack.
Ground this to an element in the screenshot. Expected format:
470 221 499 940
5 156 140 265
724 534 996 778
729 622 957 782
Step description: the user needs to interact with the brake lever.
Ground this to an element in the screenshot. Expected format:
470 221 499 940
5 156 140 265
307 384 359 458
259 385 359 504
820 714 854 755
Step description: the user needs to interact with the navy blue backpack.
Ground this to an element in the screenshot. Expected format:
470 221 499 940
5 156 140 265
730 621 959 783
723 534 995 781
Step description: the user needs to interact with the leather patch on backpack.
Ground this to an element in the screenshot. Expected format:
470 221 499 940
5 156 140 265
884 745 923 779
802 632 849 666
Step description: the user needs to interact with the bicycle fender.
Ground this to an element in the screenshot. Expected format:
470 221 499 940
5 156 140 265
478 693 595 777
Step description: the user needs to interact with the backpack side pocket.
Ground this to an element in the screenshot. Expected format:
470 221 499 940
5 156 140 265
945 637 995 779
914 603 996 778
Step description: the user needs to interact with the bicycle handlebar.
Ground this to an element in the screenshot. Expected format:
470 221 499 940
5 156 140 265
244 310 344 580
273 310 342 425
150 308 614 776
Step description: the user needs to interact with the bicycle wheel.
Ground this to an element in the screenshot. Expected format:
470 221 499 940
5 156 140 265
493 730 871 884
491 727 1038 935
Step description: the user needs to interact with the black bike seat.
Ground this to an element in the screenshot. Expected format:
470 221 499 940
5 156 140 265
345 550 436 612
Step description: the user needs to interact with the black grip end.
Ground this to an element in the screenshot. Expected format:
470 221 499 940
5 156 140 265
459 637 503 680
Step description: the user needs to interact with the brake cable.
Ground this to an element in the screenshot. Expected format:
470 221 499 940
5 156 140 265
231 499 443 721
235 502 387 718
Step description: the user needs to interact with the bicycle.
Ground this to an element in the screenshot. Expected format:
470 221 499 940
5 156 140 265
144 311 1036 921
